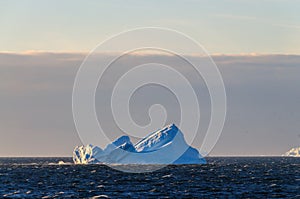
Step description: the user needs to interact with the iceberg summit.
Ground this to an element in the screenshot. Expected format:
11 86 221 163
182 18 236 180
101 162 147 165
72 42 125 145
73 124 206 164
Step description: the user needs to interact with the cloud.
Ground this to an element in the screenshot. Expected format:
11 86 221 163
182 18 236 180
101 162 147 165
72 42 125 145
0 52 300 156
273 23 300 30
213 14 257 21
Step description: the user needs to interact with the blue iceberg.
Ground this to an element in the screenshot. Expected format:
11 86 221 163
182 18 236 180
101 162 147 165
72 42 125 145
73 124 206 164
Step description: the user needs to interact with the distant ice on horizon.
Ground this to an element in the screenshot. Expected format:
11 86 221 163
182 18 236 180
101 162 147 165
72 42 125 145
73 124 206 164
283 147 300 157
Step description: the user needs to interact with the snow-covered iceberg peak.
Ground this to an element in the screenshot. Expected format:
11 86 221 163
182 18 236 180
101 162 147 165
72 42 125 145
73 123 206 164
103 135 135 154
135 123 178 152
283 147 300 157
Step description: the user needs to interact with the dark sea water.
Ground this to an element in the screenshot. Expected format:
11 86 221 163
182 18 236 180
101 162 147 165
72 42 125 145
0 157 299 198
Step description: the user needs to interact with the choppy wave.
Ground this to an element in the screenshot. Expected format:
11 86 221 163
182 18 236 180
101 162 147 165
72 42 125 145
0 157 299 198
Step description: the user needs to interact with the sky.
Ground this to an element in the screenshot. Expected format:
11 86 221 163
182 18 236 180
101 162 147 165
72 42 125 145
0 1 300 156
1 0 300 54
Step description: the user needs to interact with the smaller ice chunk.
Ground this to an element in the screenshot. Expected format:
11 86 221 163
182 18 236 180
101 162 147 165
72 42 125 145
283 147 300 157
73 144 103 164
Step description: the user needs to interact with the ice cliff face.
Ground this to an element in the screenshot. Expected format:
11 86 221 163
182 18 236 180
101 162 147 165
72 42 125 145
283 147 300 157
73 124 206 164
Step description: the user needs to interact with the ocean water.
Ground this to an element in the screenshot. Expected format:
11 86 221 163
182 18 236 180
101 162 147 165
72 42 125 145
0 157 299 198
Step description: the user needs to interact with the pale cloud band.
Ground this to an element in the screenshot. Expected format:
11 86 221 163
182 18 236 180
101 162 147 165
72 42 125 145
0 52 299 156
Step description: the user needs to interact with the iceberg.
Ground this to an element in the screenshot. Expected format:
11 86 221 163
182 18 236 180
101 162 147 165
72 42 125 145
73 124 206 164
283 147 300 157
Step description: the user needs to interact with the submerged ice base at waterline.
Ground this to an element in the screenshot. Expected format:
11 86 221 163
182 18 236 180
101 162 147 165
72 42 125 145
73 124 206 165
